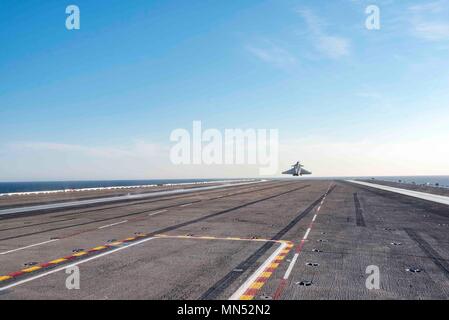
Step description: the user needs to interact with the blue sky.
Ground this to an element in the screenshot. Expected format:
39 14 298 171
1 0 449 180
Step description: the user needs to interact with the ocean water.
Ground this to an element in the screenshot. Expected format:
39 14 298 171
0 179 236 195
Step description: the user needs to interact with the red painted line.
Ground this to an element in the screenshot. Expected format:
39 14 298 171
273 279 287 300
295 239 306 253
244 288 259 296
272 195 327 300
8 271 24 278
39 262 52 268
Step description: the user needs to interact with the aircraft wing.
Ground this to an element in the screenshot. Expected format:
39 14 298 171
300 169 312 175
282 168 296 175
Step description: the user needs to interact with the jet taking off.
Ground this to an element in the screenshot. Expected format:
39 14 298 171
282 161 312 176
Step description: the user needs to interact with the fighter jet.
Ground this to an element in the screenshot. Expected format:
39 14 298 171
282 161 312 176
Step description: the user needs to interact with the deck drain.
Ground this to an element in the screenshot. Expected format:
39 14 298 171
391 242 402 246
296 281 313 287
260 294 272 300
187 234 195 237
317 239 327 243
406 267 423 273
312 249 323 253
107 239 117 243
384 228 396 231
23 262 37 267
251 236 259 240
306 262 319 267
72 248 84 253
321 232 327 235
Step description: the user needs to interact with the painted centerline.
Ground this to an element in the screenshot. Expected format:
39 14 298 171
0 239 59 255
98 220 128 229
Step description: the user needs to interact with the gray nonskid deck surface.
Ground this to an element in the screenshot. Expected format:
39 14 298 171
0 180 448 300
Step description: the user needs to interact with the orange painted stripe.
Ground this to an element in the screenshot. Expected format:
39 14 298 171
0 276 12 281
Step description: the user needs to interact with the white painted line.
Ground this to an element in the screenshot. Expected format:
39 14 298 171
303 228 311 240
312 214 317 222
317 205 321 211
0 237 156 291
180 203 193 207
347 180 449 206
98 220 128 229
0 239 59 255
283 253 299 280
229 241 288 300
148 209 167 216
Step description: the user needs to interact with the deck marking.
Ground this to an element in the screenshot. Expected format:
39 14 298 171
180 203 193 207
229 241 288 300
0 239 59 255
148 209 167 216
0 237 156 291
98 220 128 229
303 228 312 240
273 185 334 300
283 253 299 280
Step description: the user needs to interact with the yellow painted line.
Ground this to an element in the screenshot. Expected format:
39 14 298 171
49 258 67 264
72 252 87 257
109 242 123 246
91 246 107 251
281 249 290 254
0 276 12 281
22 266 42 273
250 282 265 289
275 256 285 261
226 237 243 241
260 272 272 278
269 262 280 268
239 295 254 300
124 237 136 241
199 236 216 240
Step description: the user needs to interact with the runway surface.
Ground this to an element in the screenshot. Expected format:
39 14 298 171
0 180 448 300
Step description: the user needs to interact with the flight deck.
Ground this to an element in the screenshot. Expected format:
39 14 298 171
0 180 448 300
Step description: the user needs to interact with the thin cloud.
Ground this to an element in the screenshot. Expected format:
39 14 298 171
409 1 449 41
246 42 297 68
297 9 351 59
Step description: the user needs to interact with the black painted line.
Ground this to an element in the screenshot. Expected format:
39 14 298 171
353 193 366 227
